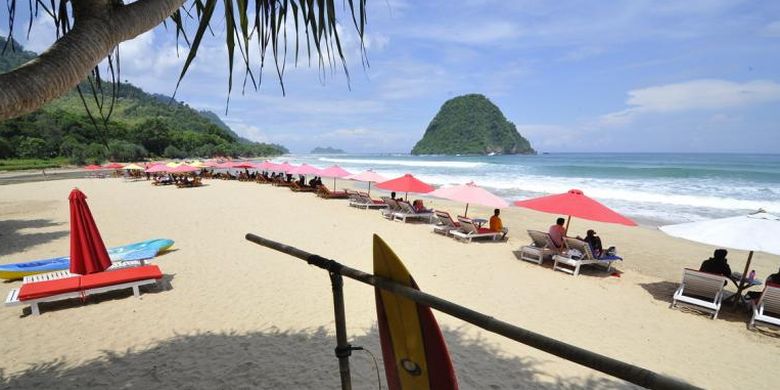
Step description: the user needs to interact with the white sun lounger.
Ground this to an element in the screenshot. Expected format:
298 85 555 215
750 283 780 329
393 201 433 223
670 268 729 319
519 230 557 265
432 210 461 236
553 237 622 276
450 217 501 243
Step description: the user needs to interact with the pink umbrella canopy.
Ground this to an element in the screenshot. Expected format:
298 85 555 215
288 163 322 176
69 189 112 275
231 162 256 169
256 160 278 171
345 170 388 195
318 165 352 190
214 161 235 169
376 173 434 200
513 189 637 231
144 164 168 173
83 164 103 170
168 164 200 173
428 181 508 217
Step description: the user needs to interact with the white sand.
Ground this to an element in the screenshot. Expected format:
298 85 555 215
0 178 778 389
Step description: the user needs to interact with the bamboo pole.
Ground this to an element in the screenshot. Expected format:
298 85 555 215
245 233 701 390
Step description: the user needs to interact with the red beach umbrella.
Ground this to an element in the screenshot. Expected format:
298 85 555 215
376 173 434 200
69 189 112 275
513 188 636 232
83 164 102 170
103 162 124 169
231 162 256 169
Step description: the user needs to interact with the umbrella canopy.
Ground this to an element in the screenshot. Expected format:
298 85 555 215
232 162 256 169
319 165 352 178
660 212 780 256
289 163 322 176
83 164 103 170
513 189 636 229
255 160 278 171
103 162 124 169
188 160 210 168
122 163 145 170
276 162 296 173
428 181 508 217
376 173 434 200
168 164 200 173
165 161 182 168
660 211 780 300
69 189 112 275
144 164 168 173
345 170 388 195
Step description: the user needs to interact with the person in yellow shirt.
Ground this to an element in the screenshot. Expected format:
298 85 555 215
489 209 509 239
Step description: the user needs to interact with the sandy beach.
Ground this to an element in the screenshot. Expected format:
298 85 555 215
1 177 778 389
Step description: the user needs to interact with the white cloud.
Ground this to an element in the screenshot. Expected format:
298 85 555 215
403 21 523 45
223 121 269 143
601 79 780 125
762 21 780 37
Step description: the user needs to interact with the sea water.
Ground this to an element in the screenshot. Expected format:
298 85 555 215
271 153 780 226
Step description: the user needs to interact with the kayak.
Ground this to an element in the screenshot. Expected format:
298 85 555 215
0 238 174 280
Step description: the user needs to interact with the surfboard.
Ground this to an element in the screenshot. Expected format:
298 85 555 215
0 238 174 280
373 234 458 390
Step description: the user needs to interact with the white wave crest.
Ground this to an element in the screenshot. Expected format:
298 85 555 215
317 157 487 169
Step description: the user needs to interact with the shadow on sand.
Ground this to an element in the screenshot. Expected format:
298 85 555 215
0 219 68 257
0 325 638 389
510 251 623 279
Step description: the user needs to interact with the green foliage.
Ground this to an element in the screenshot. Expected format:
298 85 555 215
0 157 69 171
163 145 186 159
0 37 287 162
411 94 535 155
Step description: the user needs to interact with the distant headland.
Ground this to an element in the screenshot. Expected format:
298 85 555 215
310 146 345 154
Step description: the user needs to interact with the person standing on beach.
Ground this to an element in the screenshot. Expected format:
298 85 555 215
489 209 509 239
548 217 566 250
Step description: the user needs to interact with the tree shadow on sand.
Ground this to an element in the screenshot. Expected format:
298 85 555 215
0 219 68 257
0 325 639 389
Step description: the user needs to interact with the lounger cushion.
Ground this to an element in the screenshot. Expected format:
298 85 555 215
476 227 495 234
19 277 81 301
80 265 162 289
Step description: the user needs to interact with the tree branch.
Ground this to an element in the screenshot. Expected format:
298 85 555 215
0 0 185 120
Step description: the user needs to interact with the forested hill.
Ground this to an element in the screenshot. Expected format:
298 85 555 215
0 37 287 162
411 94 535 155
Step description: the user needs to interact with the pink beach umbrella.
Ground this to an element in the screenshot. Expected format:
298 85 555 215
345 170 387 196
214 161 235 169
376 173 434 200
428 181 508 217
319 165 352 190
289 163 322 176
83 164 103 170
256 160 278 171
168 164 200 173
144 164 168 173
231 162 256 169
276 162 296 173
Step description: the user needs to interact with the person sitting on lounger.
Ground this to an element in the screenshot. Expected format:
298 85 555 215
746 267 780 301
489 209 508 239
548 217 567 250
577 229 603 257
699 249 735 284
412 199 432 213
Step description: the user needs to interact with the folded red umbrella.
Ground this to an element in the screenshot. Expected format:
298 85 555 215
514 189 636 229
69 189 112 275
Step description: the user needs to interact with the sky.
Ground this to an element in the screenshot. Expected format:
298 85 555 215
2 0 780 154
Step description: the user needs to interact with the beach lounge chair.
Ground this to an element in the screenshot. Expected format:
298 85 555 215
433 211 461 236
350 192 387 209
290 182 316 192
316 185 350 199
670 268 729 319
393 201 434 223
519 230 557 265
451 217 501 243
749 283 780 329
380 198 402 219
552 237 622 276
5 265 164 316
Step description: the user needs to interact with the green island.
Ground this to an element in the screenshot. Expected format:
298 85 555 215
310 146 345 154
0 37 287 170
411 94 535 155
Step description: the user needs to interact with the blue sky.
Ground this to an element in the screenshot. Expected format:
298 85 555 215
3 0 780 153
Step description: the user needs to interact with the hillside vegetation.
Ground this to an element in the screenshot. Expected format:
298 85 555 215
0 37 287 164
411 94 535 155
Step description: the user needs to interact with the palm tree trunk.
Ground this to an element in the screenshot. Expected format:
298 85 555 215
0 0 185 120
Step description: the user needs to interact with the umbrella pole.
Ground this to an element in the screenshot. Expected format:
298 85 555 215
367 182 371 196
735 251 754 303
564 215 572 235
464 203 469 218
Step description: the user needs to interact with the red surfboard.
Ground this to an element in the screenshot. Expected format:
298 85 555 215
373 234 458 390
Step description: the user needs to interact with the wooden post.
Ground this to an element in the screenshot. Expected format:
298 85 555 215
564 215 572 235
329 272 352 390
245 233 701 390
464 203 469 217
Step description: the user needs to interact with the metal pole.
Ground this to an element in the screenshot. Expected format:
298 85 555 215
329 272 352 390
245 233 701 390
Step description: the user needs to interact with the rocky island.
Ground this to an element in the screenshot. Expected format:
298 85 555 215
411 94 535 155
310 146 345 154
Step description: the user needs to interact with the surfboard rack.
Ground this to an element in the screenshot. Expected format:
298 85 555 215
246 232 701 390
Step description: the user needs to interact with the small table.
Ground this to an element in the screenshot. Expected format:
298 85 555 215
472 218 488 228
725 272 762 305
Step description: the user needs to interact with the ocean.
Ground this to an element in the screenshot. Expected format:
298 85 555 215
269 153 780 226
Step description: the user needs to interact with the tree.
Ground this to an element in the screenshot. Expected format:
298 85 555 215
16 137 48 158
163 145 186 159
1 1 367 120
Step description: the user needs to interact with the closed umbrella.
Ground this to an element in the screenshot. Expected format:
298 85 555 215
318 165 352 190
514 189 636 232
660 211 780 299
376 173 434 200
428 181 508 217
69 189 112 275
345 170 388 196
